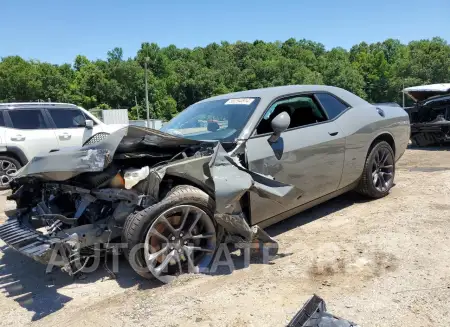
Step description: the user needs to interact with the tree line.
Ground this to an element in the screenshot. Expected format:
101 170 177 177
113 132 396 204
0 37 449 120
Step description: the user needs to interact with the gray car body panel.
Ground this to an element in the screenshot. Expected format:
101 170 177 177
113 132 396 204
246 120 346 224
200 85 409 226
334 104 410 188
12 85 410 232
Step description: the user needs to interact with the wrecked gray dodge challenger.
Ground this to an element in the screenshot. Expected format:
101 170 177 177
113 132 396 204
0 85 410 280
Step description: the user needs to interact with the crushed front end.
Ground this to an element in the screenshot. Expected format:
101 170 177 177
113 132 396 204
0 126 209 275
2 179 147 275
0 126 298 279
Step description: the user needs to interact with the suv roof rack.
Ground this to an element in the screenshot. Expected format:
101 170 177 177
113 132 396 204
0 102 80 109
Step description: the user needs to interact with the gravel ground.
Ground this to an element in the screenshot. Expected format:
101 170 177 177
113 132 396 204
1 147 450 327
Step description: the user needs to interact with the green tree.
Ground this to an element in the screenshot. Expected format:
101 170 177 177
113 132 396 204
1 37 450 118
320 48 366 98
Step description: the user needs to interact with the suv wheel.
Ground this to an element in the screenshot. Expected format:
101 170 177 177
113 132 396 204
0 156 21 190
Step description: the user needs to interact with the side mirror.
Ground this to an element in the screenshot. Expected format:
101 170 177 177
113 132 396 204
269 112 290 143
85 119 94 129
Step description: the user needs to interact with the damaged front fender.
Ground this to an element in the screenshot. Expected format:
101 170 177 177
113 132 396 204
142 141 301 250
207 142 302 252
208 142 301 215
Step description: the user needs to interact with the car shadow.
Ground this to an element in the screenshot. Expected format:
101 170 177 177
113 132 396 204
208 191 371 276
266 191 370 238
407 144 450 151
0 245 160 321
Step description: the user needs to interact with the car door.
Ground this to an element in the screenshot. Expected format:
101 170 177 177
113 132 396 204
245 94 346 225
46 108 100 148
313 92 359 188
4 108 60 161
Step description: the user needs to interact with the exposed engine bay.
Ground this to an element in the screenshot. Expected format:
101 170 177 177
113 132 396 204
0 126 298 279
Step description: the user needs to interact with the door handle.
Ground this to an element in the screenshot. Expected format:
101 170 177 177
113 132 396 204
59 133 72 140
11 134 25 141
328 131 339 136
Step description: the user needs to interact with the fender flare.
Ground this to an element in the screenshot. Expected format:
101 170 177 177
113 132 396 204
0 146 29 165
368 131 396 155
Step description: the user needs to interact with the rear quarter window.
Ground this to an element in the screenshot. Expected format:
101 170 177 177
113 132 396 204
315 93 350 120
8 110 48 129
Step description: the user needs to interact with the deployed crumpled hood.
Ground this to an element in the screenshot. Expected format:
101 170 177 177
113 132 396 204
119 125 203 149
403 83 450 102
14 125 205 181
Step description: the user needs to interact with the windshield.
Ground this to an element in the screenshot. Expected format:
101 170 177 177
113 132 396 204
160 97 260 141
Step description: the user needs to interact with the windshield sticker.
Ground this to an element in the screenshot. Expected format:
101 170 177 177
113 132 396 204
225 98 255 105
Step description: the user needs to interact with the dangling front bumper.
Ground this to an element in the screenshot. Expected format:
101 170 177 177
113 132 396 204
0 218 56 265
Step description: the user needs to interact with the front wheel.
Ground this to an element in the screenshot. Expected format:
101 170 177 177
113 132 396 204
122 185 218 282
356 141 395 198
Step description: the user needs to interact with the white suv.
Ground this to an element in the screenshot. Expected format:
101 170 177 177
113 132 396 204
0 103 126 189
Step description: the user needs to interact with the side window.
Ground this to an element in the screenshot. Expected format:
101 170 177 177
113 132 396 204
0 111 5 127
9 110 48 129
256 95 327 135
48 109 86 128
315 93 350 120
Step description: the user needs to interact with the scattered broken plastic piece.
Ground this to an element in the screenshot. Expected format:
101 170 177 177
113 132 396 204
287 294 359 327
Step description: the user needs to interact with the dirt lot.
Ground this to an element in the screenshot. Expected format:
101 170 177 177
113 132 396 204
1 147 450 327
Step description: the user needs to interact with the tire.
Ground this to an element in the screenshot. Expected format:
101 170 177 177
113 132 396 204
356 141 395 198
163 184 191 199
0 155 21 191
122 185 217 280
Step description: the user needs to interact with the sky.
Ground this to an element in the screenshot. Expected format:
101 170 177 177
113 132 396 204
0 0 448 64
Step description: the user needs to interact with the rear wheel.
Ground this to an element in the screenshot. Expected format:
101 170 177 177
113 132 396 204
356 141 395 198
0 156 21 190
123 185 217 282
